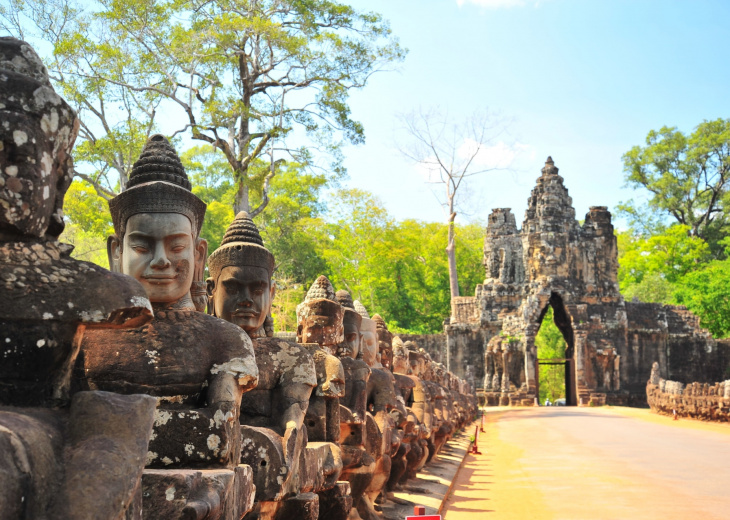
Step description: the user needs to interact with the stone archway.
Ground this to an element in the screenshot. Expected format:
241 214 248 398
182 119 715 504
534 292 578 406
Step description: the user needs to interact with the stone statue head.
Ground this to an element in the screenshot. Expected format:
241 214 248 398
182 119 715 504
373 314 393 369
319 351 347 398
207 211 275 336
0 37 79 240
296 275 344 348
434 363 447 386
391 336 410 375
354 300 378 367
408 348 426 378
421 350 435 380
107 135 207 307
335 290 362 359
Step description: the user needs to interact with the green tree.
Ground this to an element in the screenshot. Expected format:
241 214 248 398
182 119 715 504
61 181 113 267
617 225 711 304
2 0 405 215
535 307 566 404
0 0 162 199
672 238 730 338
618 119 730 254
398 108 510 300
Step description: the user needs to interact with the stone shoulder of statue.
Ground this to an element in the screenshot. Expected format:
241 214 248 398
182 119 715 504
248 336 318 390
78 310 257 400
340 356 372 379
1 239 151 324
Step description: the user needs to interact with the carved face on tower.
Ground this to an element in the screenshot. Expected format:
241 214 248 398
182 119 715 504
296 276 344 349
373 314 393 369
335 290 362 359
107 135 207 306
207 212 276 336
0 38 78 239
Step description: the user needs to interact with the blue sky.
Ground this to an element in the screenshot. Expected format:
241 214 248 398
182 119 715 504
338 0 730 229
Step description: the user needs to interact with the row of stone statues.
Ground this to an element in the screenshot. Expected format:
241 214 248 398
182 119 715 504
647 362 730 422
0 37 477 520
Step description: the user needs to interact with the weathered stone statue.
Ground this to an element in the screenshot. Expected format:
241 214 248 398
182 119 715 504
354 304 403 520
296 276 352 519
333 290 376 520
207 211 323 518
406 345 437 472
372 314 393 370
0 37 158 519
335 291 370 425
77 134 259 518
389 337 427 486
296 276 347 441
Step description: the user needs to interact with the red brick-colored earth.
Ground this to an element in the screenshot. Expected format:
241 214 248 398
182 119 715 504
442 406 730 520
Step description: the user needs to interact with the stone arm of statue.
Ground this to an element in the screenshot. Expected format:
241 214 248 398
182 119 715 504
350 377 369 423
367 369 399 415
146 350 259 469
279 382 316 435
207 371 244 420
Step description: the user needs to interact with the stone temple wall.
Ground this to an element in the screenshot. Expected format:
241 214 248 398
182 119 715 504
647 363 730 421
398 333 447 364
445 157 726 406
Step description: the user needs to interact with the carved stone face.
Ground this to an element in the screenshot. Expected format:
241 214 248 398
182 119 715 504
337 318 360 359
377 330 393 369
409 354 426 378
359 318 378 367
209 265 274 333
297 302 344 348
392 347 410 375
110 213 202 304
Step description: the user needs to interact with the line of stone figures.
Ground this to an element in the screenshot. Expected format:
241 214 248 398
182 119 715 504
0 37 477 520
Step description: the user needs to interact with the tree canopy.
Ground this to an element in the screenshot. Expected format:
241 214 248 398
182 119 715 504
618 119 730 255
1 0 405 215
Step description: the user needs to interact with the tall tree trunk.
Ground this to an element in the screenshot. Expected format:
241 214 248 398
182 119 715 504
234 179 250 214
446 208 460 299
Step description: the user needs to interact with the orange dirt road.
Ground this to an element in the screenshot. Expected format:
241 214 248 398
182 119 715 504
442 406 730 520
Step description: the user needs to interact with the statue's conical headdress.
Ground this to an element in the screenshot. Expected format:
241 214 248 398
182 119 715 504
296 275 344 345
208 211 275 281
306 275 336 302
335 289 354 309
108 134 206 236
336 289 361 330
297 275 340 320
373 314 388 332
353 300 370 320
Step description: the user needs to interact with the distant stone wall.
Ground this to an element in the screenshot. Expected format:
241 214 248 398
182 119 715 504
398 334 447 364
443 324 491 383
647 378 730 422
